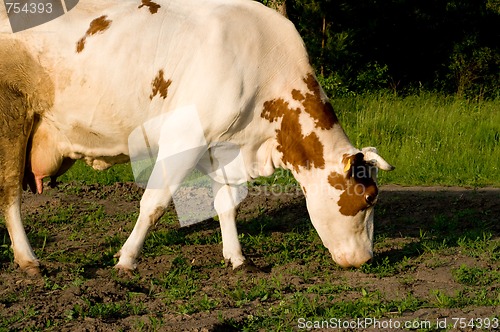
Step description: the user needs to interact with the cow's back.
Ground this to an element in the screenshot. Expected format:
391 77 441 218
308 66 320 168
3 0 311 142
3 0 317 177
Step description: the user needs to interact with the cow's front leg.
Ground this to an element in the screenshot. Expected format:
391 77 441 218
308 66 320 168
4 192 40 275
115 145 205 271
213 182 245 269
114 188 170 271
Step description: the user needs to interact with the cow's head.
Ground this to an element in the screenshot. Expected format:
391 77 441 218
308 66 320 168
297 147 393 268
261 73 394 268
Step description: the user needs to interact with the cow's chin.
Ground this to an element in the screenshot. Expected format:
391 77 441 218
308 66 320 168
311 222 374 268
330 249 373 268
306 203 375 268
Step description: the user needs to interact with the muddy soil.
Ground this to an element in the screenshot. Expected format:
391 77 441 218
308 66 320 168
0 183 499 331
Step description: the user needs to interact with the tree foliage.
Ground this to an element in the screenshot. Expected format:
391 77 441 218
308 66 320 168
260 0 500 98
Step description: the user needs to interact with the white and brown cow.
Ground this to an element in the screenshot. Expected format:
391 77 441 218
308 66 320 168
0 0 393 275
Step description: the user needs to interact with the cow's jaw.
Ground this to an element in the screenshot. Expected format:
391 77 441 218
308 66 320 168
325 210 374 268
304 186 375 268
294 148 386 268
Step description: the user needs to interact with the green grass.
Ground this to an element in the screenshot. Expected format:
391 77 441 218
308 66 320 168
332 92 500 186
57 93 499 188
2 187 499 330
2 93 499 330
58 162 134 185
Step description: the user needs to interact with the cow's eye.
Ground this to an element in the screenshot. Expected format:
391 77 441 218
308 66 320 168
365 194 377 205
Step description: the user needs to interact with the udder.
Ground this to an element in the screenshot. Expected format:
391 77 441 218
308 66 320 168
28 122 65 194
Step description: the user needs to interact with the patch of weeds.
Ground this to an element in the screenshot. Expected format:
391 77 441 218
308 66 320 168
43 276 64 291
431 288 500 308
155 255 200 302
361 256 410 277
148 316 165 330
59 160 134 185
251 290 425 330
267 275 297 298
0 307 38 329
184 230 221 245
47 205 76 224
457 232 500 261
28 229 50 254
423 256 449 269
158 211 178 225
420 237 454 254
177 294 219 314
415 213 495 257
104 234 126 252
306 283 356 295
71 276 86 288
0 291 18 305
223 277 287 312
46 244 115 268
399 274 416 286
133 316 165 331
0 232 13 263
226 281 255 307
246 228 327 267
69 299 145 320
143 230 185 257
197 293 219 311
452 264 500 286
217 314 266 332
80 204 106 225
432 214 459 234
386 293 425 315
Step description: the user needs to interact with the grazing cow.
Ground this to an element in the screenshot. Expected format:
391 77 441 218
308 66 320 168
0 0 393 276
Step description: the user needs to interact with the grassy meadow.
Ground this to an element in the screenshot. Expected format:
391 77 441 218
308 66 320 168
332 93 500 187
1 93 499 331
60 93 500 188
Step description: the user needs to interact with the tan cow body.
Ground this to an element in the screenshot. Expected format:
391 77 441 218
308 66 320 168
0 0 393 275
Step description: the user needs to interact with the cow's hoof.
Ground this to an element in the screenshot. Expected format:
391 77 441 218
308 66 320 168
113 251 137 273
114 260 136 277
233 259 262 273
19 261 41 277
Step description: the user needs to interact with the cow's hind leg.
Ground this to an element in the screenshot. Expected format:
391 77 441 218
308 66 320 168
3 191 39 275
212 182 246 269
0 91 38 274
0 39 52 275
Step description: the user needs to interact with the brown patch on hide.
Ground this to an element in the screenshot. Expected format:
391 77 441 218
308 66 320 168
76 15 112 53
138 0 161 14
150 70 172 100
261 98 325 172
260 73 341 172
328 153 379 216
292 74 339 130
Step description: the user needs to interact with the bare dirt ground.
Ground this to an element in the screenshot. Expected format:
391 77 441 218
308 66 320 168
0 183 499 331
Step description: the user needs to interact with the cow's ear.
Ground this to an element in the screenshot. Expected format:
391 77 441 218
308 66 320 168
342 153 364 178
342 154 353 176
361 147 395 171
